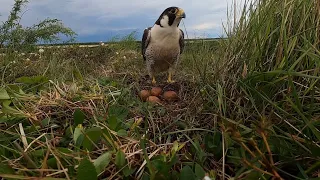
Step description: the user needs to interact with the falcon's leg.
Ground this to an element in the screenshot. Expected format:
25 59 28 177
152 76 157 85
147 63 156 85
149 71 156 85
167 68 175 83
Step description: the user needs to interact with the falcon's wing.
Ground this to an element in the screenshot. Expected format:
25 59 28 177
141 27 151 61
179 29 185 54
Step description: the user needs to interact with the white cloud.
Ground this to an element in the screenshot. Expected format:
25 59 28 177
192 22 217 30
0 0 249 39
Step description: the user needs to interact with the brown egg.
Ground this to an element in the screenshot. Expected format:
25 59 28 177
139 90 150 101
150 87 162 97
146 96 161 103
163 91 179 102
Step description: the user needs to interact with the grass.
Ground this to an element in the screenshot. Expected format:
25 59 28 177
1 0 320 179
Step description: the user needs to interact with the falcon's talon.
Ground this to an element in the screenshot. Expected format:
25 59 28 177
152 76 157 85
167 70 175 83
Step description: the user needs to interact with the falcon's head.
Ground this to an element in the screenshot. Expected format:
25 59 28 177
155 7 186 28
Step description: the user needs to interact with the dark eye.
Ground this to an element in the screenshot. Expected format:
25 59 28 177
170 8 177 14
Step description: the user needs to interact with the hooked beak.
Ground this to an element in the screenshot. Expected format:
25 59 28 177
176 8 186 18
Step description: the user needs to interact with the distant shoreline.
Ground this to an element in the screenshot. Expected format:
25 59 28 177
35 38 224 48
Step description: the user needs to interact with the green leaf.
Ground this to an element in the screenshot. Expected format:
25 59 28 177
168 154 178 168
108 105 128 121
173 141 179 152
73 67 84 82
41 118 50 127
122 167 136 177
73 125 84 147
205 132 222 159
115 150 126 168
93 152 112 174
16 75 48 85
82 127 102 151
189 138 206 164
0 88 10 100
171 141 185 157
116 129 127 137
57 147 73 154
0 163 14 174
7 84 26 95
2 100 25 117
0 113 13 123
108 115 118 130
309 143 320 157
244 170 266 179
179 166 195 180
73 108 85 126
195 164 206 179
47 157 58 169
77 158 97 180
30 149 46 157
152 159 170 177
142 173 150 180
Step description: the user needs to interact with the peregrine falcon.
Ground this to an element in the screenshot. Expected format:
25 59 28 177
141 7 186 84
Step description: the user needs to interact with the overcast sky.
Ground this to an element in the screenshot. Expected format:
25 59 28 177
0 0 246 42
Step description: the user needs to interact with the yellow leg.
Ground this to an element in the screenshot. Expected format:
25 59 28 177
167 70 175 83
152 76 156 85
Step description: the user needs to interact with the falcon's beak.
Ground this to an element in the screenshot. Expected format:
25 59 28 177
176 8 186 18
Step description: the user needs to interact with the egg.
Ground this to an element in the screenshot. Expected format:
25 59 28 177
150 87 162 97
139 90 150 101
146 96 161 103
163 91 179 101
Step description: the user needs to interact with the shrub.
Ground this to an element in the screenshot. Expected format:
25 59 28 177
0 0 76 51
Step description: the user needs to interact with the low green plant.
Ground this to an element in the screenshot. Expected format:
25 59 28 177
200 0 320 179
1 0 320 179
0 0 76 51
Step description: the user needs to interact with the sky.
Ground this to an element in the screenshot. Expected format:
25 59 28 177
0 0 245 42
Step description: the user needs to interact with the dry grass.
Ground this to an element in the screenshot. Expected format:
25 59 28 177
0 40 221 180
1 0 320 179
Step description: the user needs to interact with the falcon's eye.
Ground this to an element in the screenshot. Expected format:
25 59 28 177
169 8 178 14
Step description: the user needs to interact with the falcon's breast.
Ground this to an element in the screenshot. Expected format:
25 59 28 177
142 26 185 72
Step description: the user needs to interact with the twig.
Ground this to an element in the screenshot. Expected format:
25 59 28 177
260 131 281 179
243 158 274 177
45 137 70 180
222 130 226 180
24 133 47 152
13 141 37 169
18 123 28 150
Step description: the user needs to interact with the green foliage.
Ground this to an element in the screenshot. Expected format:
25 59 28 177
1 0 320 179
0 87 10 100
179 166 195 180
194 164 206 179
73 108 85 126
73 125 84 147
15 75 49 92
0 86 28 121
115 150 126 168
77 158 98 180
93 152 112 174
82 127 102 151
0 0 76 51
110 31 140 51
0 163 15 174
199 0 320 179
148 141 186 179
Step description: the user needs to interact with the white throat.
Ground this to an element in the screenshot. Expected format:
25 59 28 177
151 24 180 41
159 15 182 28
